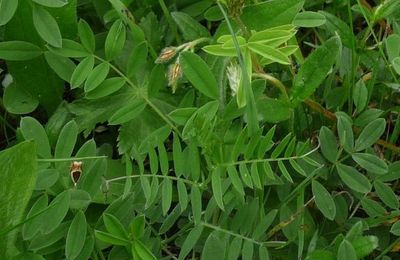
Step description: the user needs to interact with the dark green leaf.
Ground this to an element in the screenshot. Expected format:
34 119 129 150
180 51 218 99
0 41 42 60
65 211 87 260
355 118 386 151
32 4 62 47
336 163 371 193
312 180 336 220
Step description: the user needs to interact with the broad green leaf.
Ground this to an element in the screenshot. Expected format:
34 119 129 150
191 186 202 224
259 246 270 260
239 164 253 188
103 213 129 239
390 221 400 236
188 143 200 181
305 250 335 260
20 117 51 158
353 79 368 112
319 126 338 163
241 0 305 31
129 215 145 239
78 19 95 52
94 230 130 246
374 180 399 209
0 0 18 26
385 34 400 62
352 153 388 175
257 98 293 123
35 168 59 190
180 51 218 99
55 120 78 159
291 36 341 105
201 232 225 260
352 236 378 259
251 163 262 189
84 62 110 92
374 0 400 21
70 55 94 88
3 83 39 114
105 19 126 60
108 98 146 125
0 41 41 60
22 195 48 240
336 112 354 153
177 180 188 212
293 11 326 27
69 189 91 209
162 179 173 215
312 180 336 220
227 165 245 196
127 41 148 80
242 240 254 260
171 11 209 41
0 141 37 258
336 163 371 193
49 39 89 58
86 77 126 99
252 209 278 239
29 221 69 251
40 190 70 234
319 11 353 47
211 167 224 210
248 28 296 45
361 198 386 217
202 44 237 57
227 237 242 260
132 240 157 260
44 51 76 82
172 133 184 176
32 4 62 47
248 42 290 65
32 0 67 7
158 143 169 175
392 57 400 75
178 225 204 260
66 211 87 260
354 118 386 151
278 161 293 183
337 239 357 260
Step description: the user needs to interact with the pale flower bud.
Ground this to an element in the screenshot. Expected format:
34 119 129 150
226 63 241 96
155 47 177 64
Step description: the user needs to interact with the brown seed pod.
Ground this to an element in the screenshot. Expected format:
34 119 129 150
70 161 83 187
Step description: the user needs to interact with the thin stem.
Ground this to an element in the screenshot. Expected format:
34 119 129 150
220 144 320 167
159 0 182 44
356 0 399 84
106 174 200 187
200 221 263 246
94 56 183 139
37 155 107 162
252 73 289 101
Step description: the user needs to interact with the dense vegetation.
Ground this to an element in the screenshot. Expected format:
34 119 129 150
1 0 400 259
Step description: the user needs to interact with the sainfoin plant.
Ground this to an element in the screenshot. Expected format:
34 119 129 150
1 0 400 259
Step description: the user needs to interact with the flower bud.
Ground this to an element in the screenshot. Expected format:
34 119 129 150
155 47 177 64
168 61 182 93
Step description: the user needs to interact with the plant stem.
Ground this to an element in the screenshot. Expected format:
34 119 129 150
94 55 183 139
37 155 107 162
106 174 200 187
252 73 289 101
158 0 182 44
219 145 319 167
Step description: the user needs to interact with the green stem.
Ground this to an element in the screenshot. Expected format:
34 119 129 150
37 155 107 162
220 144 319 167
200 221 263 246
159 0 182 44
94 56 183 139
106 174 200 187
252 73 289 101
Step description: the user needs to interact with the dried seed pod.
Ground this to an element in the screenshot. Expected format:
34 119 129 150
70 161 83 187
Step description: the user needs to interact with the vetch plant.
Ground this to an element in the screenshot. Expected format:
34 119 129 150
0 0 400 259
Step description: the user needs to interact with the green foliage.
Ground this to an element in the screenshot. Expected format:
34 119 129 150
1 0 400 259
